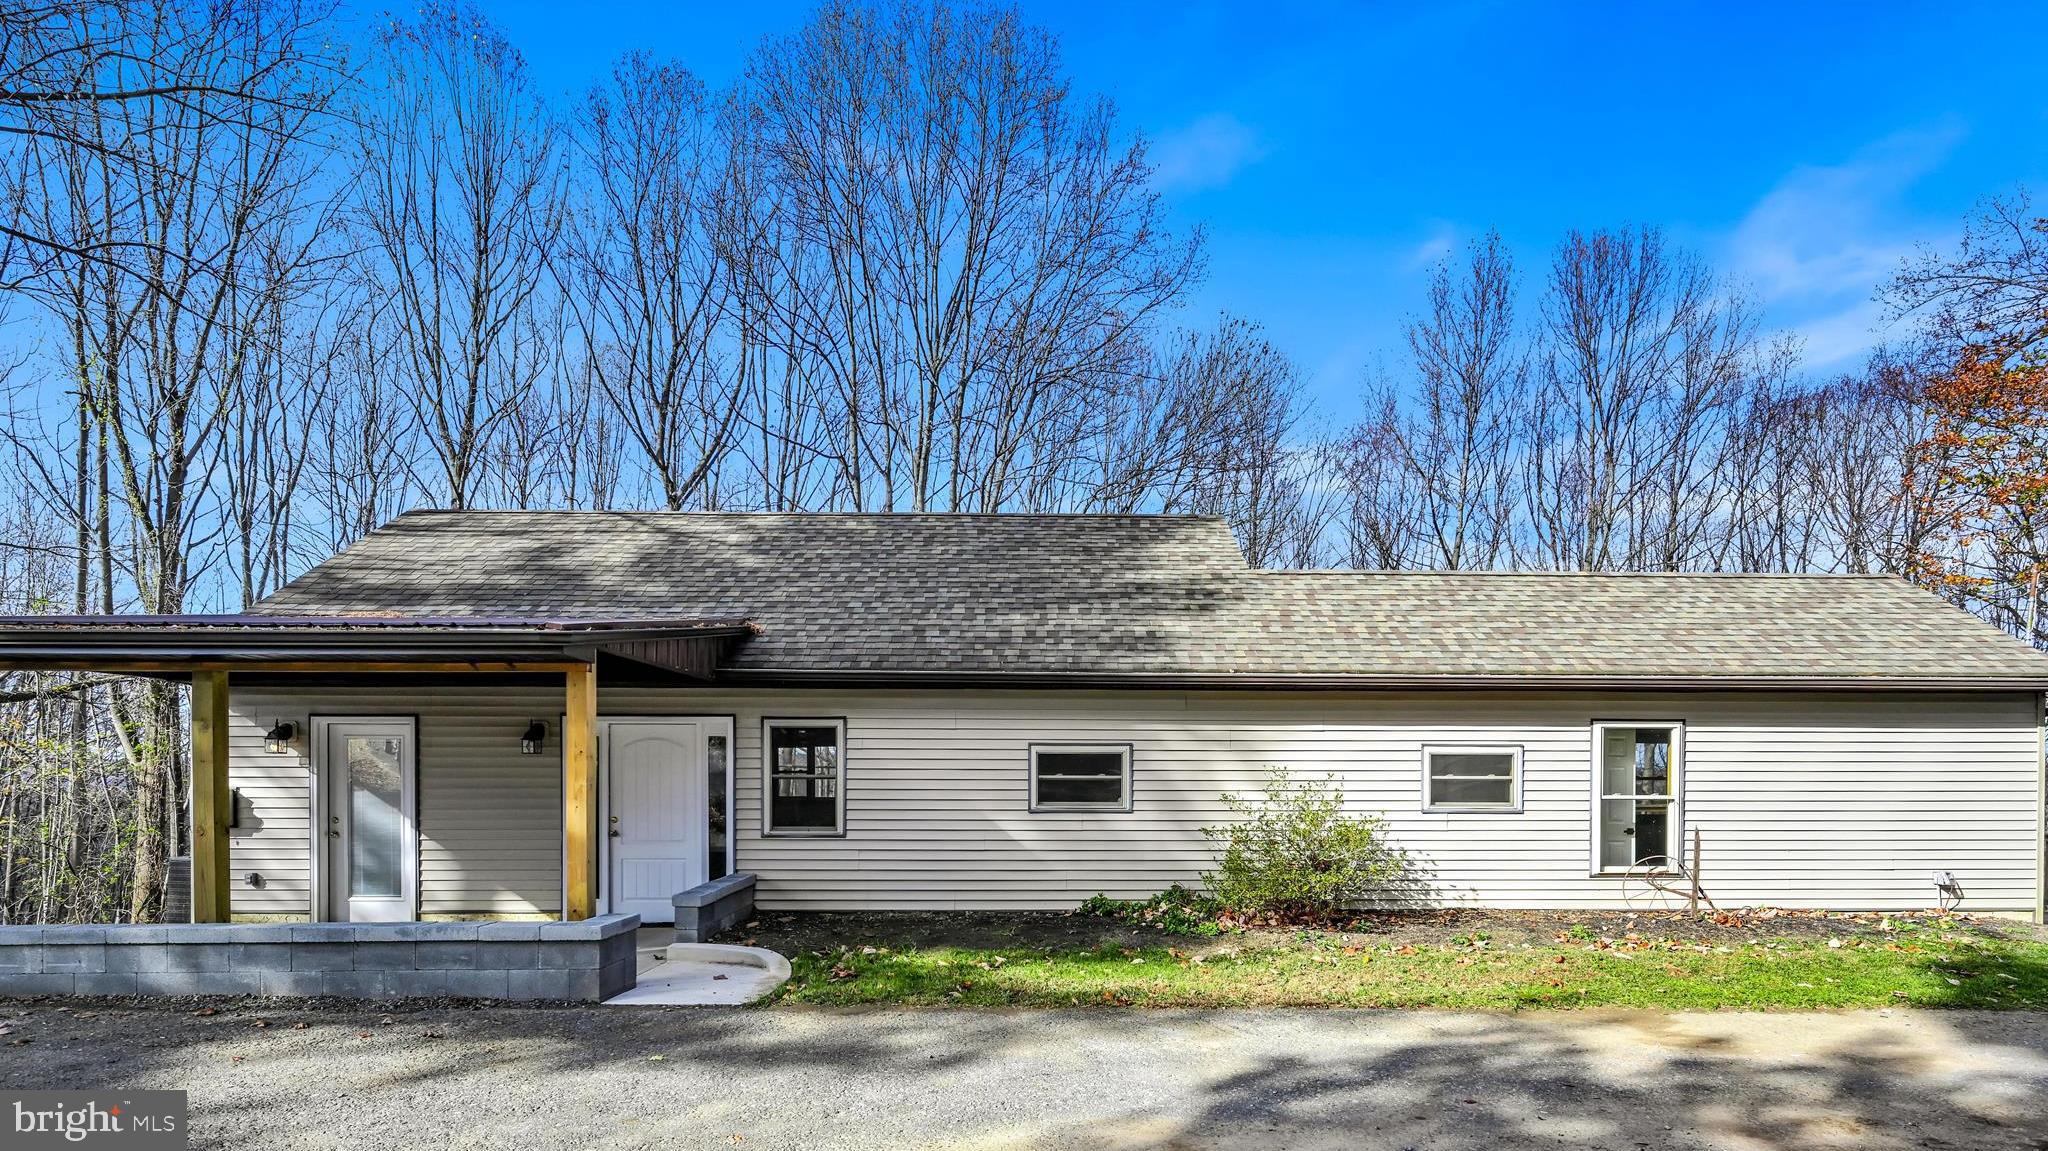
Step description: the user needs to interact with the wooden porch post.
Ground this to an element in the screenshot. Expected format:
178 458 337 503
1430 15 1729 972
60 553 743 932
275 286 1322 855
190 670 232 923
563 663 597 921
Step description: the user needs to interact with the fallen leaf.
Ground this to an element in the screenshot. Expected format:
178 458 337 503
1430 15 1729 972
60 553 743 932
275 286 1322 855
649 1054 666 1061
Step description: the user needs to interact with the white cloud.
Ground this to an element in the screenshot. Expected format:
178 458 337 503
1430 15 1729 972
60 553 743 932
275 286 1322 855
1724 126 1964 372
1403 220 1457 271
1148 113 1265 194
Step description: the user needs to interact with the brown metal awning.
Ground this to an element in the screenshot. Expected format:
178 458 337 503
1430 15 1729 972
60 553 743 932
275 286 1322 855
0 614 758 677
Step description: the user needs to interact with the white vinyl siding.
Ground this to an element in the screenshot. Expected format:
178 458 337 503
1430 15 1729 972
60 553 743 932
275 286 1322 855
229 683 567 918
225 684 2044 917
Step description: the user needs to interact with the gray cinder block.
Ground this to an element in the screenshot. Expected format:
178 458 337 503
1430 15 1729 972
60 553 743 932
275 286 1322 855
39 944 107 974
673 873 757 944
229 943 294 971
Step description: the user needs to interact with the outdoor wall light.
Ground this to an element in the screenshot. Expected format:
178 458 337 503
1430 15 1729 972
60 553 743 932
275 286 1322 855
263 720 297 754
521 720 547 755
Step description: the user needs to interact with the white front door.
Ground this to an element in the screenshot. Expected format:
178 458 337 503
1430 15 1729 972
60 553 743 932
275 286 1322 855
317 718 418 922
603 719 707 924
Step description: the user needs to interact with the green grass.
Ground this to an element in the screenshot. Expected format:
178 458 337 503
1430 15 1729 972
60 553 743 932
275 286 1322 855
772 930 2048 1011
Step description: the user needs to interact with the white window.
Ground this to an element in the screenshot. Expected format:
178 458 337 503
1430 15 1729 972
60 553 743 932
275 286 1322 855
1422 745 1522 812
1029 743 1132 812
763 718 845 836
1592 721 1682 872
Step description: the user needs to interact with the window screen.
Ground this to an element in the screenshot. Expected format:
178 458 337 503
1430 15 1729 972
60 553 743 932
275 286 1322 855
1423 746 1520 811
1030 744 1131 811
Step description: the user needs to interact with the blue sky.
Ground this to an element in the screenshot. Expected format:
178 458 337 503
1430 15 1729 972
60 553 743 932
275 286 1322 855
484 0 2048 415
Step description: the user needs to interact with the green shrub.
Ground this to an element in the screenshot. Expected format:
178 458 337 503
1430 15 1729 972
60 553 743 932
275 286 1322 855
1201 767 1411 920
1076 884 1226 935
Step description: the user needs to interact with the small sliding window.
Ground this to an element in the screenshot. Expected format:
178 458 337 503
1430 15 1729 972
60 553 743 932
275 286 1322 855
1028 744 1132 812
1421 745 1522 812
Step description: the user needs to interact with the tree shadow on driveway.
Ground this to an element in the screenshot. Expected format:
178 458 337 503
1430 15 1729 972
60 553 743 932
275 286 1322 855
5 1002 2047 1149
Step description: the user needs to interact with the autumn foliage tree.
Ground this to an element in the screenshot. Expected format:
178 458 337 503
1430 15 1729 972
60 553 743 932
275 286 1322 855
1893 197 2048 641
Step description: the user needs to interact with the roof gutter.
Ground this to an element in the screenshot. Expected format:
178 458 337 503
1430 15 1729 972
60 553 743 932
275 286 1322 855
0 618 757 675
711 668 2048 693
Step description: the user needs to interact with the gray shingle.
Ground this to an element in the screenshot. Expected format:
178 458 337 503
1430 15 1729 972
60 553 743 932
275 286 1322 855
252 510 2048 684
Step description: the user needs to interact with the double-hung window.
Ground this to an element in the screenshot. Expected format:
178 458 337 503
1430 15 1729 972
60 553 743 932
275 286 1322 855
764 719 845 836
1422 745 1522 812
1029 744 1132 812
1593 721 1682 872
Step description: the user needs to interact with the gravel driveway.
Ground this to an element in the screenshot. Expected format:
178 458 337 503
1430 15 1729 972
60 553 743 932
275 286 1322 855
3 1003 2045 1149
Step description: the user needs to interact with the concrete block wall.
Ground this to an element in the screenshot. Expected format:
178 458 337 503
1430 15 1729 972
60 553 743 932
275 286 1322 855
0 915 639 1002
673 872 757 944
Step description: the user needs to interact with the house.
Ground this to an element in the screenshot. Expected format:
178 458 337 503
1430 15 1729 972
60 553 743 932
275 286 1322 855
4 510 2046 932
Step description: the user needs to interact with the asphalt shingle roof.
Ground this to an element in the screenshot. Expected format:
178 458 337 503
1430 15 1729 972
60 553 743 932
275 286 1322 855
252 510 2048 686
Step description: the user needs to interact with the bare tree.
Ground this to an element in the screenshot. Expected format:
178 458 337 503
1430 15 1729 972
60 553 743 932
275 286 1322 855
1523 227 1773 571
559 53 742 510
350 3 565 509
0 0 340 289
723 0 1200 512
1347 233 1524 569
0 0 340 919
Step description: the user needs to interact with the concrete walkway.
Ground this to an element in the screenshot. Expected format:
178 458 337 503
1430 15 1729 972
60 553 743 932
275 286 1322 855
6 1005 2045 1149
607 943 790 1005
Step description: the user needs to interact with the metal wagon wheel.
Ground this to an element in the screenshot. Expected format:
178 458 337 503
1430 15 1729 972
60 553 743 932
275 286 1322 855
1620 854 1696 914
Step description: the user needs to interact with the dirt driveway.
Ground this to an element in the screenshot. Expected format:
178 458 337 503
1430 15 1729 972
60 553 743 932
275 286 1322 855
2 1003 2044 1149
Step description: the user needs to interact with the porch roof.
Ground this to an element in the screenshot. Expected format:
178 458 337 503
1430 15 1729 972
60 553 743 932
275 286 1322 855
0 614 756 676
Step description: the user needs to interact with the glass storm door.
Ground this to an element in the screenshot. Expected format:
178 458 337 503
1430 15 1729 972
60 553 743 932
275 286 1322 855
1594 722 1682 872
320 719 417 922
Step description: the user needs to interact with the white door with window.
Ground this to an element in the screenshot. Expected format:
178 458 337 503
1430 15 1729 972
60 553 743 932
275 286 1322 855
1593 721 1682 872
603 719 710 924
316 718 418 922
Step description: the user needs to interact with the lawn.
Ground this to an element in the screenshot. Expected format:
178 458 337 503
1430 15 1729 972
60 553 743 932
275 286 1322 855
750 909 2048 1011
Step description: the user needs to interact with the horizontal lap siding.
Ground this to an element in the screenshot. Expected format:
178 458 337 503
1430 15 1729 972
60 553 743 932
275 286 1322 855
228 683 563 918
229 684 2043 917
656 688 2040 913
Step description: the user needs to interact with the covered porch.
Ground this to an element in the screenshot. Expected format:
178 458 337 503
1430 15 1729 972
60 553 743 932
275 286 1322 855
0 615 756 927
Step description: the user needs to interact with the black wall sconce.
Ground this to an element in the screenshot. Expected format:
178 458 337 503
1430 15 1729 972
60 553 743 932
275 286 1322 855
520 720 546 755
263 720 297 754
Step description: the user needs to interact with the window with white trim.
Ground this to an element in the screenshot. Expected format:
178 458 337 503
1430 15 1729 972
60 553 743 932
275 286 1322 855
1422 745 1522 811
1594 721 1681 871
1029 744 1132 812
764 719 845 835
